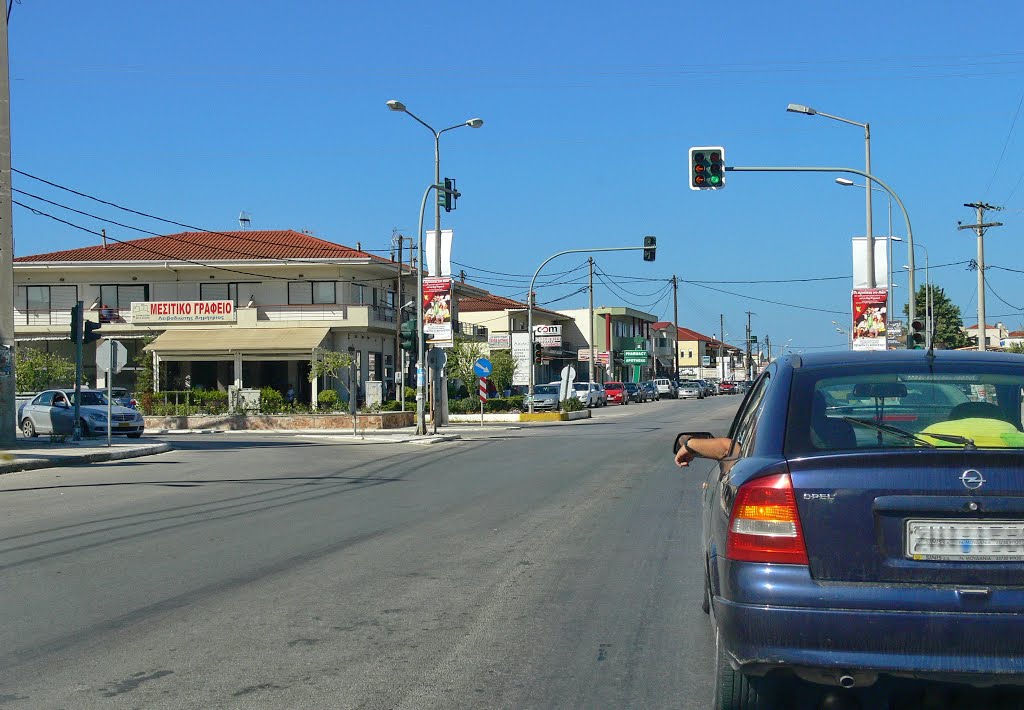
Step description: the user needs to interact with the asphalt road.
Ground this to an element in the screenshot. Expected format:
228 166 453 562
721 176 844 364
0 396 737 709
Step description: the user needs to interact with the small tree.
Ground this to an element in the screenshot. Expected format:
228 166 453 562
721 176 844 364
308 349 353 383
902 284 968 350
133 337 155 395
15 347 77 392
489 349 516 395
1007 342 1024 355
446 337 486 389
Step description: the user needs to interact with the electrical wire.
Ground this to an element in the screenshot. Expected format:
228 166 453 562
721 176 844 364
13 168 405 259
986 280 1023 312
985 91 1024 199
593 263 672 297
686 282 846 315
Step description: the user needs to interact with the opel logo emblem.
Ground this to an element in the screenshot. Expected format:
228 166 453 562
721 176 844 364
960 469 985 490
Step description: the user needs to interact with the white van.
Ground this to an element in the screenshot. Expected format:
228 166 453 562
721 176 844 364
654 378 678 399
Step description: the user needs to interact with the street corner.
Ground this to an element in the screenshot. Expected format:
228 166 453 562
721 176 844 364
0 440 172 475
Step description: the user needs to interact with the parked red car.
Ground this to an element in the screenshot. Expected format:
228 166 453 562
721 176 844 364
718 381 737 395
604 381 628 404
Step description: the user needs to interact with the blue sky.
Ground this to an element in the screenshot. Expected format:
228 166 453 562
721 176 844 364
8 0 1024 351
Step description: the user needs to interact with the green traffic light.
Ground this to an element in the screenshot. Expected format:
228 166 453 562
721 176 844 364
709 176 720 185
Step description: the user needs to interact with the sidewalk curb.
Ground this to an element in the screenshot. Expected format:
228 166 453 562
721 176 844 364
294 434 463 445
0 443 173 475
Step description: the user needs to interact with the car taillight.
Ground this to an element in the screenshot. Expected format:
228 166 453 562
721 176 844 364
727 473 808 565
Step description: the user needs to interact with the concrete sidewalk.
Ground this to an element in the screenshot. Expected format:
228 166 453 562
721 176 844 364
0 440 172 475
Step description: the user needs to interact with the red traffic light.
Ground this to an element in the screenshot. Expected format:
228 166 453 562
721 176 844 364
710 151 721 162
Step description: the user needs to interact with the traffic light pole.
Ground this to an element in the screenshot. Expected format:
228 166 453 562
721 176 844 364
527 245 648 414
725 165 916 348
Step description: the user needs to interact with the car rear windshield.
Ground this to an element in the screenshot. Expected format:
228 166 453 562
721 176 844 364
786 362 1024 454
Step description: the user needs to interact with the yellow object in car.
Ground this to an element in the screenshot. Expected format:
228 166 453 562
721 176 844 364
919 417 1024 448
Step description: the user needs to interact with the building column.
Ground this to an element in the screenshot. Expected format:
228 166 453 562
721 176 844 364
233 352 243 390
310 350 319 410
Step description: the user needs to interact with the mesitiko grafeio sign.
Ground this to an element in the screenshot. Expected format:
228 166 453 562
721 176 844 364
131 300 237 324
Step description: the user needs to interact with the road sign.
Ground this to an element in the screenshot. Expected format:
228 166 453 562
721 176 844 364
96 339 129 374
559 365 576 401
473 357 493 377
479 377 488 403
428 347 448 370
624 349 649 365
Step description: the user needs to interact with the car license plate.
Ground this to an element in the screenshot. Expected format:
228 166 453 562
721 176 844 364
118 422 132 428
906 519 1024 561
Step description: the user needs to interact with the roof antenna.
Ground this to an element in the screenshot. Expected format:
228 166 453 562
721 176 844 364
101 228 107 250
238 211 252 230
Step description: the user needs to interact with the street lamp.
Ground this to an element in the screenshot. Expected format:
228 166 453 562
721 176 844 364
788 103 875 288
388 99 483 432
832 320 852 349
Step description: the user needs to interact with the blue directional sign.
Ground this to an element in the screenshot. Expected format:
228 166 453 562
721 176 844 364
473 357 493 377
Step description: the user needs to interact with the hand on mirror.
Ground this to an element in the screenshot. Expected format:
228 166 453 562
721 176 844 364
675 445 696 468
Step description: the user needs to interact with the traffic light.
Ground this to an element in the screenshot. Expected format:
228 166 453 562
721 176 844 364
400 319 418 353
70 303 81 343
643 235 657 262
688 146 726 190
438 177 459 212
533 340 543 365
910 319 925 349
69 303 102 344
84 321 101 344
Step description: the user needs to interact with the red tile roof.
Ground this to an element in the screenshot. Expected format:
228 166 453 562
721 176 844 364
1009 330 1024 338
14 230 393 264
652 322 739 350
459 292 563 318
966 323 1003 330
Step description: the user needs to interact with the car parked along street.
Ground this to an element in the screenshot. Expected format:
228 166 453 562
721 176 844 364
18 389 146 438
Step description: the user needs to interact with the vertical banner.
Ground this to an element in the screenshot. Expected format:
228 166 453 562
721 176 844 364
511 332 531 385
422 277 454 348
852 289 888 351
425 229 454 277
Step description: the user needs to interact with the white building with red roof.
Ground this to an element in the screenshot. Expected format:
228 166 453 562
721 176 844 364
14 230 440 404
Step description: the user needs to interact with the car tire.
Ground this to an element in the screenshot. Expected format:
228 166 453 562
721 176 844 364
702 567 711 615
21 418 36 438
714 629 775 710
79 420 90 437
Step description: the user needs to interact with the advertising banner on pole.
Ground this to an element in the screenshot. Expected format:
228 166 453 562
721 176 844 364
422 277 454 348
425 229 453 277
852 288 888 351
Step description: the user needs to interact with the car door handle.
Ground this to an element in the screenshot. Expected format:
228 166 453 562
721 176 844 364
956 588 990 600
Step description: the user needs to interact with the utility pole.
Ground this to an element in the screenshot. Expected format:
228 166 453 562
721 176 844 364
766 334 771 363
0 9 13 446
959 202 1003 352
745 311 754 381
719 314 725 382
588 258 595 383
672 275 679 381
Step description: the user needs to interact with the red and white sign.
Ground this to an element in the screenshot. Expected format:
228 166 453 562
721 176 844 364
131 300 236 324
479 377 488 403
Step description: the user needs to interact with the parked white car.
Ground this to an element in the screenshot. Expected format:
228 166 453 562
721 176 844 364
654 378 678 399
18 389 145 438
572 382 606 407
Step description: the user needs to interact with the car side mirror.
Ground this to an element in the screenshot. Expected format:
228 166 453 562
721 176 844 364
55 401 68 408
673 431 714 454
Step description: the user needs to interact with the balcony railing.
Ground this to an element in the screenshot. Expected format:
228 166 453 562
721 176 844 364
455 321 488 338
258 304 349 322
371 305 396 323
14 308 75 326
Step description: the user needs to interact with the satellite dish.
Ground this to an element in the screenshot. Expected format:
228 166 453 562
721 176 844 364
238 211 252 230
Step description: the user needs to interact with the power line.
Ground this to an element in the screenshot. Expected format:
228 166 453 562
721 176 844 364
687 282 846 315
985 91 1024 199
13 168 401 259
593 264 672 297
986 279 1023 312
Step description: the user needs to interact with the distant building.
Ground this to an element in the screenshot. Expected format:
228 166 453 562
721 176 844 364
964 322 1010 349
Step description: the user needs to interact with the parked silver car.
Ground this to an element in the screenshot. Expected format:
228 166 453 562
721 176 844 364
678 380 704 399
18 389 145 438
572 382 606 407
525 384 561 411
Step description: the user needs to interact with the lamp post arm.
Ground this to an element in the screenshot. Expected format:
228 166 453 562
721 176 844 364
526 246 646 413
814 110 867 129
726 165 915 348
414 181 438 435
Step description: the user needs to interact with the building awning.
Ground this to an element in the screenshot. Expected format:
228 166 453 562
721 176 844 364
143 327 330 355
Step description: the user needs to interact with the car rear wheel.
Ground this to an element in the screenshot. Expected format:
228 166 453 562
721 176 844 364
21 418 36 438
714 629 776 709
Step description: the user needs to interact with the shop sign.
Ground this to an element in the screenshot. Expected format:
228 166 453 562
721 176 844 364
624 349 649 364
511 332 531 385
131 300 236 324
488 332 511 349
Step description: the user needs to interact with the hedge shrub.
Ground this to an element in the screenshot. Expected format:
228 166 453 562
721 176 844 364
317 389 339 411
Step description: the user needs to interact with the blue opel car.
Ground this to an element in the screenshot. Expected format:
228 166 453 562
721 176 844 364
678 351 1024 709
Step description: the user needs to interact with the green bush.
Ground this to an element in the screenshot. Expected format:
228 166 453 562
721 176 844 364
259 387 285 414
381 400 402 412
317 389 339 411
560 397 584 412
404 386 417 402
